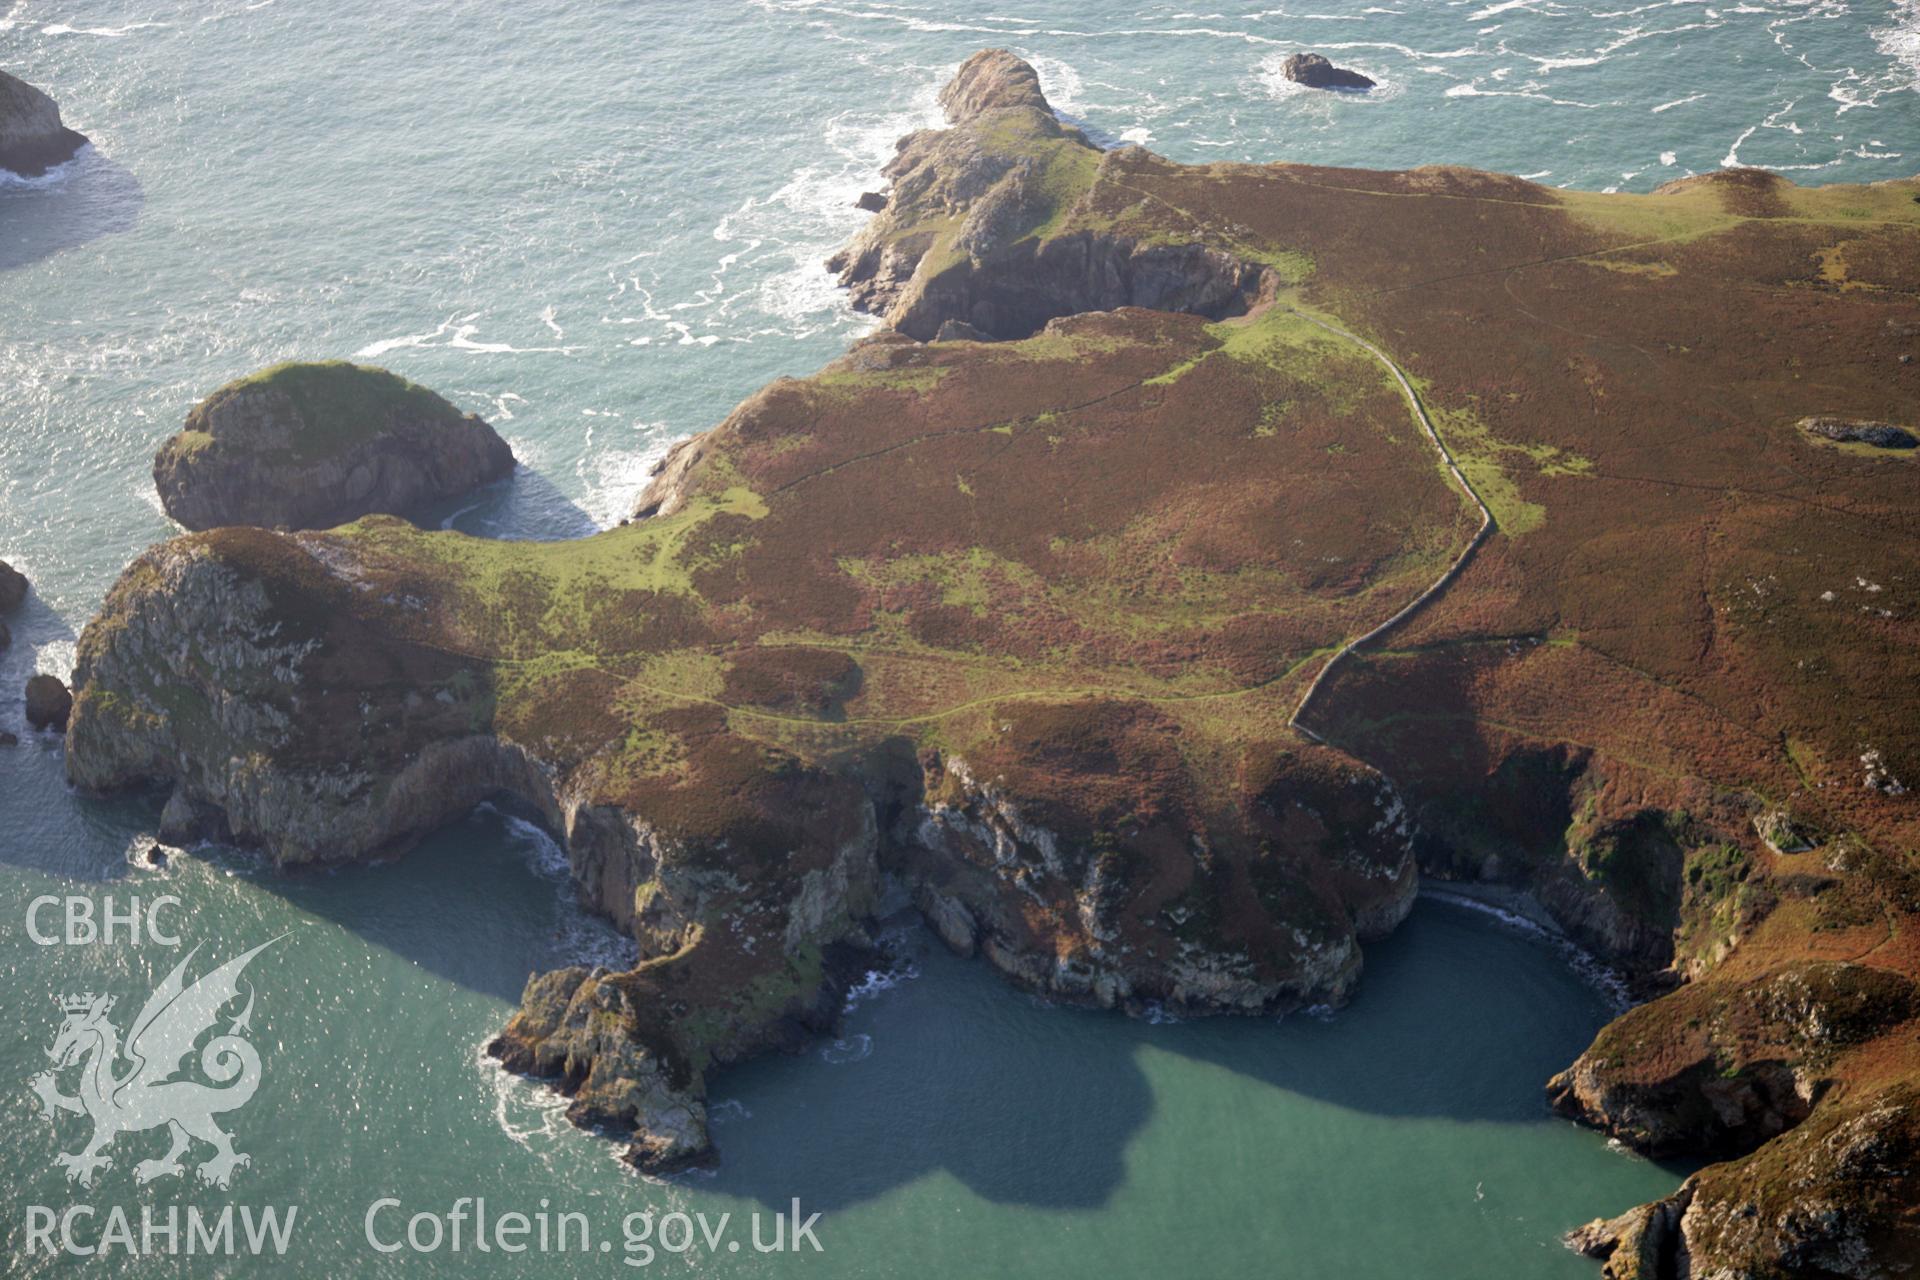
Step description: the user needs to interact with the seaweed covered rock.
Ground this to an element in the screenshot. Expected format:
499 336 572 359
153 362 514 532
0 70 88 178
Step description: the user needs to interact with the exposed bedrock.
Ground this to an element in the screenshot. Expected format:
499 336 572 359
153 362 515 532
0 70 89 178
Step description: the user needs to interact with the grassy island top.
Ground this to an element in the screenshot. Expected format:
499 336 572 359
173 360 476 463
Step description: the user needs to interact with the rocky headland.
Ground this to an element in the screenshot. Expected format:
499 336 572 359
152 361 515 531
62 51 1920 1273
0 70 88 178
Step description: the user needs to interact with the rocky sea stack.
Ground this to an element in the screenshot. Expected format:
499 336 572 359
153 361 515 531
1281 53 1376 91
0 69 89 178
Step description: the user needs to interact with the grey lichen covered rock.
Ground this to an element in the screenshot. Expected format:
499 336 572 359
153 361 515 532
0 70 89 178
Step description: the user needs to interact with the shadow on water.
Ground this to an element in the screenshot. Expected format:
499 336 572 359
0 148 143 273
702 898 1653 1214
422 462 603 542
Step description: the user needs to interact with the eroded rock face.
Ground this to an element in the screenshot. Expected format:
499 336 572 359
0 70 88 178
1280 53 1376 91
153 362 514 532
897 730 1417 1015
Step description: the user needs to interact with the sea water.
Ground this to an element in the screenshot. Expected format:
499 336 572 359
2 1 1913 1275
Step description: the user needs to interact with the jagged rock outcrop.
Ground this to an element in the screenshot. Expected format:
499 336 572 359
1280 53 1375 91
1572 1085 1920 1279
0 70 89 178
1799 415 1918 450
25 674 71 732
153 362 514 532
826 49 1273 340
896 737 1415 1014
1548 963 1916 1157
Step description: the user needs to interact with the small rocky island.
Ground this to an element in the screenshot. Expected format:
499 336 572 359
152 361 515 531
61 50 1920 1275
1280 53 1376 91
0 69 89 177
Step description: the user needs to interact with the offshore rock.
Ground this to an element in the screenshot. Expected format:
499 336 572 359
25 674 72 732
1280 53 1376 91
153 362 514 532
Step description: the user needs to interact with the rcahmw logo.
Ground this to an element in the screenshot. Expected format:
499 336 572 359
32 938 282 1188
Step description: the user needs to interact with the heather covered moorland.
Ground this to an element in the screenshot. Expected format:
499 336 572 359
63 50 1920 1275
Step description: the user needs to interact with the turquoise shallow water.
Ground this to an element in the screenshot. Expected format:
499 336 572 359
1 0 1913 1275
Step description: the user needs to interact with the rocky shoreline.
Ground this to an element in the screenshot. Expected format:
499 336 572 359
56 49 1920 1273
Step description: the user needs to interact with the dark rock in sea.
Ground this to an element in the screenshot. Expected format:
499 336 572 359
1798 415 1918 450
1281 53 1376 91
25 674 72 733
0 559 27 612
854 190 887 212
152 361 516 531
0 731 17 747
0 70 90 178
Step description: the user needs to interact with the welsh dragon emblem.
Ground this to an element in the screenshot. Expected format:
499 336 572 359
31 938 282 1189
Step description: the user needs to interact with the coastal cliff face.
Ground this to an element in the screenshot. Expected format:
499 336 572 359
152 362 515 532
64 52 1920 1267
0 70 88 178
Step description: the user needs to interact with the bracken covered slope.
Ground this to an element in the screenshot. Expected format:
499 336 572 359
67 51 1920 1272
